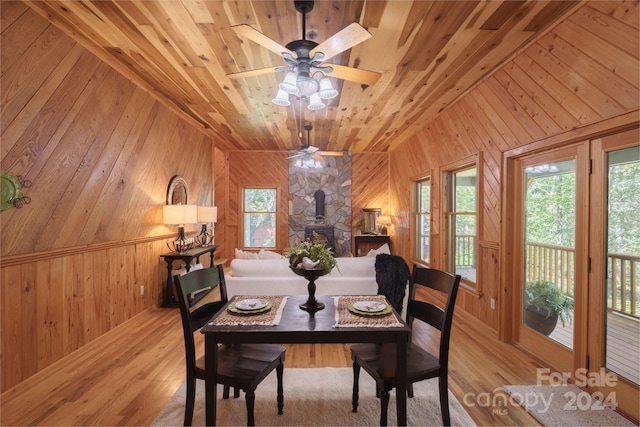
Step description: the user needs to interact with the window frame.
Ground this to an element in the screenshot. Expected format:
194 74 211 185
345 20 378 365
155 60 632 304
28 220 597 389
414 176 431 264
240 186 278 249
443 155 480 292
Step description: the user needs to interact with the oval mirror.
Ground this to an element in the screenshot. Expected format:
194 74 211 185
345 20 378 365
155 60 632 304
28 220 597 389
166 175 190 205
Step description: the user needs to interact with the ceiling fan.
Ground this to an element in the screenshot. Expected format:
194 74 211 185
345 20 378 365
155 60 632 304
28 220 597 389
227 0 382 90
286 124 344 160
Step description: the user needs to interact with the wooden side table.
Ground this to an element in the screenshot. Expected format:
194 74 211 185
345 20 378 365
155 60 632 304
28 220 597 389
160 245 217 307
354 234 391 257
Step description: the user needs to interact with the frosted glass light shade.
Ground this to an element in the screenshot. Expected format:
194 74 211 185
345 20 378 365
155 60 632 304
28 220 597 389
307 92 325 111
279 71 299 94
318 77 338 99
297 76 319 98
163 204 197 225
197 206 218 223
272 88 291 106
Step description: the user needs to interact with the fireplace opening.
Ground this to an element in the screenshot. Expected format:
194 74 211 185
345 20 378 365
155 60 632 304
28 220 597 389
305 225 335 252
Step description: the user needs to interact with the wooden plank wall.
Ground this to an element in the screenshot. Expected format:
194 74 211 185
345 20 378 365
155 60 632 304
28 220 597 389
1 5 215 391
389 1 639 330
214 151 389 260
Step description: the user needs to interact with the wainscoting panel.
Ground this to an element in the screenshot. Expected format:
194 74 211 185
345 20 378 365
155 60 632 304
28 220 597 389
0 239 189 392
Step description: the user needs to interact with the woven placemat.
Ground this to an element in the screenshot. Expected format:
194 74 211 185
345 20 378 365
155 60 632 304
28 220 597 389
333 295 403 328
209 296 288 326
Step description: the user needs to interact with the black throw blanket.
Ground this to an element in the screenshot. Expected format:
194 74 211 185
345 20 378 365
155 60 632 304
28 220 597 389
374 253 410 314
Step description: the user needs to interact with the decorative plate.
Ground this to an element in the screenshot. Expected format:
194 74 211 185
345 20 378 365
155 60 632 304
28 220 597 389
0 172 22 211
348 302 392 316
228 300 272 315
235 298 268 311
353 301 387 313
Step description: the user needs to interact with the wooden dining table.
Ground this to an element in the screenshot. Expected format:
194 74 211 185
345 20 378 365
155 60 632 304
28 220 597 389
201 294 411 425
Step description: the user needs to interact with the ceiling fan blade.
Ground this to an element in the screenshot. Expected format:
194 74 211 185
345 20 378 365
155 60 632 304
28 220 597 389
226 66 282 79
325 64 381 86
232 24 293 57
286 153 303 159
310 23 371 61
318 151 344 157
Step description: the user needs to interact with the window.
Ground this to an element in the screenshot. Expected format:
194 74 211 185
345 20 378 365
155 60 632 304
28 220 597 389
415 177 431 263
446 165 477 283
242 188 276 248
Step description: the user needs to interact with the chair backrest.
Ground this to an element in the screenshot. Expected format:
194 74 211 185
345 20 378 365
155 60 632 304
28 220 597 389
174 265 228 365
375 253 411 314
406 265 461 366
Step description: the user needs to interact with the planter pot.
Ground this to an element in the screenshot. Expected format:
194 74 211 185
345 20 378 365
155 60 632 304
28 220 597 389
291 267 331 312
524 305 559 336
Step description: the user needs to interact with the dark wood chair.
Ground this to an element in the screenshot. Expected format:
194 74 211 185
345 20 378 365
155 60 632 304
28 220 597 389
173 265 286 426
351 265 461 426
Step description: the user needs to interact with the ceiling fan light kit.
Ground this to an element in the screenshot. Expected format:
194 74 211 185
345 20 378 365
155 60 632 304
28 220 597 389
230 0 381 112
273 69 336 110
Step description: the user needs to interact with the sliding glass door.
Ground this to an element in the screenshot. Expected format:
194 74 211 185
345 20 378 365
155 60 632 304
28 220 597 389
588 129 639 420
510 128 639 420
514 145 586 373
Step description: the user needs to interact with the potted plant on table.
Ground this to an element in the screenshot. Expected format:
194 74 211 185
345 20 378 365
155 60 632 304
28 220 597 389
523 280 574 336
284 232 337 271
284 232 337 312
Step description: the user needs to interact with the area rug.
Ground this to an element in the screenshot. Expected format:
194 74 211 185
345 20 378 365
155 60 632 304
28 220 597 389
503 384 636 426
153 367 476 426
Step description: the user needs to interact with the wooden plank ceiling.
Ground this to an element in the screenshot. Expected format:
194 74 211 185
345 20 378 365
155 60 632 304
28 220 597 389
24 0 581 153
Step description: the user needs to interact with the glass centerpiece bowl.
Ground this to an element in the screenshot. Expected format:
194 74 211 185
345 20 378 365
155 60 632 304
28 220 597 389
284 232 337 312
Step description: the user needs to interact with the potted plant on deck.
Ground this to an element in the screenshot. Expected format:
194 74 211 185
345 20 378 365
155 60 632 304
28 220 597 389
523 280 574 336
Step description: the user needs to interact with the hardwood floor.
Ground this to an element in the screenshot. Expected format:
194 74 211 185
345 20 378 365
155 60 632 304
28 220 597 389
1 301 544 426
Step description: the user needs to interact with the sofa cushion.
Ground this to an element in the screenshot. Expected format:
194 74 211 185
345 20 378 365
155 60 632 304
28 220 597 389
329 256 376 277
230 258 293 277
229 256 376 278
366 243 391 257
235 248 259 259
258 249 284 260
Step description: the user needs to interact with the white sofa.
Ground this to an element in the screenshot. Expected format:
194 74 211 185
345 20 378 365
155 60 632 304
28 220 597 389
225 256 378 298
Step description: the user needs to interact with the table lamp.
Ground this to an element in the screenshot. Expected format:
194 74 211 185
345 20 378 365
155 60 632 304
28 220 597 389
197 206 217 246
163 204 197 253
376 215 392 235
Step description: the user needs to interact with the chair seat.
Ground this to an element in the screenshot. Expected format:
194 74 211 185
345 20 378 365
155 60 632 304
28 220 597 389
351 342 440 387
351 266 461 426
195 343 286 387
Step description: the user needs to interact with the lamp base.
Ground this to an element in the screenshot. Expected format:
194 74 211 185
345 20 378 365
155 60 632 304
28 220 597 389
167 226 195 253
198 224 214 247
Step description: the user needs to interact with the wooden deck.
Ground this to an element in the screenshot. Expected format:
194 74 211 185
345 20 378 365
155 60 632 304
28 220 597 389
548 312 639 385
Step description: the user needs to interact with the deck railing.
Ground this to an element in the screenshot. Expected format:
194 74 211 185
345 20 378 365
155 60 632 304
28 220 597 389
608 252 640 317
454 235 476 268
524 243 639 319
525 243 575 296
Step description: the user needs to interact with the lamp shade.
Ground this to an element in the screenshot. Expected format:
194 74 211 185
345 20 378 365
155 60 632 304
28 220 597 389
197 206 218 223
376 215 392 226
163 204 197 225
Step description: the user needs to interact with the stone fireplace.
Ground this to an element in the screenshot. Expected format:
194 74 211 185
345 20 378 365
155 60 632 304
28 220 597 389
288 154 351 257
